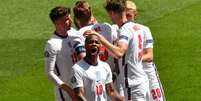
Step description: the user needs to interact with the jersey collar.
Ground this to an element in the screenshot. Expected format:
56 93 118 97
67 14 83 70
54 31 68 38
119 20 132 28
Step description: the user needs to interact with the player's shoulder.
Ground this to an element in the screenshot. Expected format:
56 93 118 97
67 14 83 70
120 21 136 32
111 24 119 30
131 22 145 30
67 27 79 37
46 34 62 49
98 60 111 71
102 22 113 32
98 60 109 65
124 21 135 26
47 33 62 42
134 23 152 36
101 22 112 28
78 25 93 35
118 21 135 35
73 59 88 71
68 27 77 33
72 60 85 72
93 22 112 31
134 22 150 31
67 28 85 42
125 22 151 35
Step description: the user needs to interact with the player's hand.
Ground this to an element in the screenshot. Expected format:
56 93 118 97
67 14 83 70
59 84 76 99
111 96 125 101
121 97 125 101
83 30 99 37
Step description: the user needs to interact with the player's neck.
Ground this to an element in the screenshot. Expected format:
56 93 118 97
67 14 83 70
55 29 68 37
117 14 128 27
80 21 93 29
84 55 98 66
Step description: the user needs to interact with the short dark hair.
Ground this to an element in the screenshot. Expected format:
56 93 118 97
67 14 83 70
73 0 92 25
49 6 71 23
85 34 99 44
105 0 126 13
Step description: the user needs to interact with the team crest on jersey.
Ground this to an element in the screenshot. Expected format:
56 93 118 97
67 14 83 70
71 76 77 84
44 51 50 57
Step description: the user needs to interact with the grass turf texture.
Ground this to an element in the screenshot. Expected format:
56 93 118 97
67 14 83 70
0 0 201 100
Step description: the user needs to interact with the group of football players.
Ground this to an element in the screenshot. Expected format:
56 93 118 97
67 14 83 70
44 0 166 101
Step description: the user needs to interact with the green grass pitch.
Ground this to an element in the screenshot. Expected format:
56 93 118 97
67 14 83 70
0 0 201 100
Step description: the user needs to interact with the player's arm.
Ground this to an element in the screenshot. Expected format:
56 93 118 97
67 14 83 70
44 42 64 85
84 30 128 59
106 83 124 101
104 63 124 101
44 43 75 99
142 48 153 62
142 27 154 62
59 84 75 100
73 87 87 101
71 65 86 101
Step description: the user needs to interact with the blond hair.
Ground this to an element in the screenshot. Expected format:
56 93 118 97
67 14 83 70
126 0 137 11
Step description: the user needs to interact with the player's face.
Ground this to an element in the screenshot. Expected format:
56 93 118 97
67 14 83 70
74 18 81 29
85 35 101 56
126 9 136 21
107 11 118 24
55 14 72 31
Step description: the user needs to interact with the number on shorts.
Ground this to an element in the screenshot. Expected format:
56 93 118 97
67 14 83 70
151 88 161 99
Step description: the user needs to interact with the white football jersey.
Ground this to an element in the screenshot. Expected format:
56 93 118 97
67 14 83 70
113 23 165 101
45 28 85 86
141 25 166 101
77 23 118 71
118 21 148 87
142 26 153 49
71 59 113 101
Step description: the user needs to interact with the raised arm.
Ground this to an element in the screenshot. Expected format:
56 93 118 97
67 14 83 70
84 30 128 59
